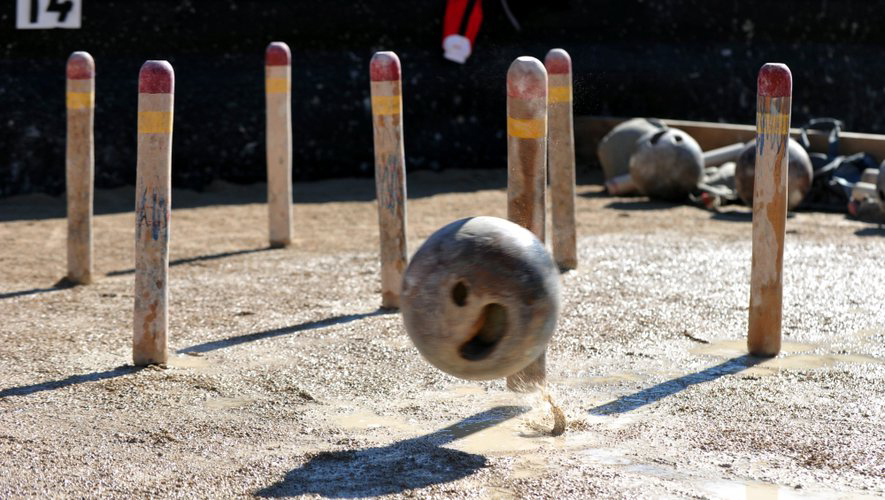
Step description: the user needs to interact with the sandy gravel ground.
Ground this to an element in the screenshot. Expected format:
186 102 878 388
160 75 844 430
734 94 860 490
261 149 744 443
1 169 884 498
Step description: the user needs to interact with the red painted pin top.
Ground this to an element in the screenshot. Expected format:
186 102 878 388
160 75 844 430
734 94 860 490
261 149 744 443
758 63 792 97
66 51 95 80
370 51 401 82
544 49 571 75
265 42 291 66
507 56 547 99
138 60 174 94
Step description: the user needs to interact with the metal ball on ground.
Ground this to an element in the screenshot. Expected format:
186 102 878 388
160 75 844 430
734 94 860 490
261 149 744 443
734 138 813 210
597 117 667 181
628 128 704 201
400 216 561 381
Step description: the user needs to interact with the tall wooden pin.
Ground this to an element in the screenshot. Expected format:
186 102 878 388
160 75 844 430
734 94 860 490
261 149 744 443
545 48 577 271
747 63 792 357
65 51 95 284
370 51 408 309
505 56 549 391
266 42 293 248
133 61 174 366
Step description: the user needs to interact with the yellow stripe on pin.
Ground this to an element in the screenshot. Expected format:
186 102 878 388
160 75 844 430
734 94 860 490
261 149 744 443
507 117 546 139
756 112 790 135
138 111 173 134
371 95 401 116
266 77 288 94
66 92 94 110
548 86 571 104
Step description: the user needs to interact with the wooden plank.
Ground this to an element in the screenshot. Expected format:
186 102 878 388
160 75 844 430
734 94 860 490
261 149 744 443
576 115 885 165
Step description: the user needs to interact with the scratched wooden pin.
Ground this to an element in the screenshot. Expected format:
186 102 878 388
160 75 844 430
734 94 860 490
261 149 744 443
134 60 174 366
65 51 95 285
369 51 408 309
747 63 792 357
266 42 293 247
545 48 577 271
505 56 549 391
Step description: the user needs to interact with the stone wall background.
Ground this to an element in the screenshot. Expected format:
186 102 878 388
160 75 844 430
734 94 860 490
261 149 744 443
1 0 882 197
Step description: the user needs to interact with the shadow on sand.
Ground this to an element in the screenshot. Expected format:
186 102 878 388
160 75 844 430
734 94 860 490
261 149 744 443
604 200 682 211
711 210 753 222
589 355 763 415
0 365 142 399
178 309 394 355
106 246 275 277
0 247 275 300
0 277 77 301
855 226 885 237
256 406 529 498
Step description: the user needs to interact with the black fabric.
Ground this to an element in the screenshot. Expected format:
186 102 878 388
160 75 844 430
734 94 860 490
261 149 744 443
796 118 877 212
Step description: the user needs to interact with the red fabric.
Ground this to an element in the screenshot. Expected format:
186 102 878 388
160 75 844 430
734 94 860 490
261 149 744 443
443 0 482 45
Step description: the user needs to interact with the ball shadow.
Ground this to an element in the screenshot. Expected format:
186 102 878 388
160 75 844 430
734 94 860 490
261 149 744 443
256 405 528 498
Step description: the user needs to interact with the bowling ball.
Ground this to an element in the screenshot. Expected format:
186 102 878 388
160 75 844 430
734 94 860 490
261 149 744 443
597 118 667 180
734 138 813 210
400 216 560 380
629 128 704 201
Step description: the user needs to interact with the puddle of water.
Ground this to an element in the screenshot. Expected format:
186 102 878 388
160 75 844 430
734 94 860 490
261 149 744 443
205 397 252 410
447 411 544 454
577 447 631 466
692 479 866 500
691 339 816 357
483 486 519 499
330 410 414 432
167 355 213 370
690 339 881 376
745 353 883 376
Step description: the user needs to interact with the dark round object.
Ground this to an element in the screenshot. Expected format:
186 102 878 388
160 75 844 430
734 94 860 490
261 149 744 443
400 216 560 380
597 118 667 180
734 139 813 210
628 128 703 201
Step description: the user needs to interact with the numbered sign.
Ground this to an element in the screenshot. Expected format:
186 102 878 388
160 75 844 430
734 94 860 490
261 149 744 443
16 0 81 29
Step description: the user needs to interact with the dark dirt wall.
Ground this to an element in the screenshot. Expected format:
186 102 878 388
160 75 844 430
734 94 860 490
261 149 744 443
2 0 883 197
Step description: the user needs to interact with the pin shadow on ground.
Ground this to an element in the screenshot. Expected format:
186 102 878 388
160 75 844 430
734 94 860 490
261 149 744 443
256 405 529 498
604 200 682 211
0 365 141 399
0 310 390 399
589 355 762 415
0 277 76 300
178 309 394 355
106 246 275 276
0 247 275 300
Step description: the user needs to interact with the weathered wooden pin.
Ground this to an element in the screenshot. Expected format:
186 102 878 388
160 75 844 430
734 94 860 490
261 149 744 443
134 60 174 366
265 42 293 248
545 48 577 271
65 51 95 285
747 63 792 357
505 56 549 391
370 51 408 309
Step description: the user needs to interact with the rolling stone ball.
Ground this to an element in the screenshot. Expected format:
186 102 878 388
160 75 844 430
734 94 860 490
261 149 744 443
735 138 813 210
400 216 561 380
628 128 704 201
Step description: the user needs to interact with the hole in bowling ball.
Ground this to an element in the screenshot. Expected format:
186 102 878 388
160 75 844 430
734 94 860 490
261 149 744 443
673 134 683 142
459 303 507 361
452 281 468 306
649 130 667 145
